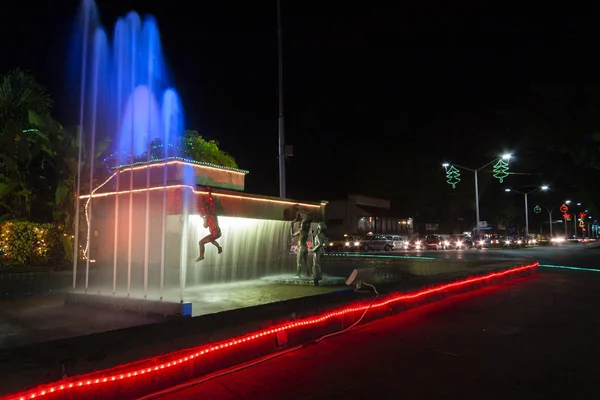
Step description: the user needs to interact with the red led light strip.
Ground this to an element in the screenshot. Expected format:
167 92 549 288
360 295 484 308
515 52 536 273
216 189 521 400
3 263 537 400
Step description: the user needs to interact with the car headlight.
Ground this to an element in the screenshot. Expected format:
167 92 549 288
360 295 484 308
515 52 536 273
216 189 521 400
416 241 421 245
345 242 350 246
517 240 522 244
479 240 484 245
354 241 360 246
456 241 462 246
505 240 511 245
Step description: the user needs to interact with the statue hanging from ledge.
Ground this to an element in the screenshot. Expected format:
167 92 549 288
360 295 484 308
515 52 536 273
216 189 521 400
291 210 313 277
195 187 223 262
311 222 327 285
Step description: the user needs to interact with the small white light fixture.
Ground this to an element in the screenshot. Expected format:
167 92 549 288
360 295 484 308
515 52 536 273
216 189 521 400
442 163 450 168
505 188 511 192
541 186 549 190
502 153 512 160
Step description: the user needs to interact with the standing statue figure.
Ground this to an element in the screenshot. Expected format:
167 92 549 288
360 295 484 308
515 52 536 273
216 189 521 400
311 222 327 284
194 187 223 262
291 211 313 277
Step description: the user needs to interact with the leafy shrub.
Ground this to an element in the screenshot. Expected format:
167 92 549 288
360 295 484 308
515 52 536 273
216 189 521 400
0 221 69 266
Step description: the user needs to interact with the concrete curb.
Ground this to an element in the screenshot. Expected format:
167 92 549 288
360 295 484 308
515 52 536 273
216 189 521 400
2 262 538 400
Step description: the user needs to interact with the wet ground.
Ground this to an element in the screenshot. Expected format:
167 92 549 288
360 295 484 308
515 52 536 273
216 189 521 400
181 279 340 316
0 295 162 349
0 280 340 350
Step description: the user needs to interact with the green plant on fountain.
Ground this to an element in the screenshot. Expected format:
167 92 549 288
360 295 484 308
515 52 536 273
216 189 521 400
103 130 238 170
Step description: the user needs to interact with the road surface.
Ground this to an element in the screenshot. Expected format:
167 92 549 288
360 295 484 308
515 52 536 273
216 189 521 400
391 242 600 268
152 256 600 399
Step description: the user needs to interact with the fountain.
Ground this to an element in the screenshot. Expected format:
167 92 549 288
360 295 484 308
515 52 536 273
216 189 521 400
69 0 331 317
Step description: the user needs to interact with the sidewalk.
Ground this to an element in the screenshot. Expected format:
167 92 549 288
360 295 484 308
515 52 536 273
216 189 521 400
0 261 535 399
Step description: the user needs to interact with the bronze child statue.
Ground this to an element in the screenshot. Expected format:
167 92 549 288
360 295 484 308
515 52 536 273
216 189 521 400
291 211 312 277
311 221 327 284
195 187 223 262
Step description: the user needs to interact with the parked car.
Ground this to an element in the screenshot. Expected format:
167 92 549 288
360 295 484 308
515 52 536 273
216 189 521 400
325 236 361 252
386 235 407 250
359 235 395 252
406 236 426 250
447 235 472 250
474 237 491 249
489 235 504 247
425 234 449 250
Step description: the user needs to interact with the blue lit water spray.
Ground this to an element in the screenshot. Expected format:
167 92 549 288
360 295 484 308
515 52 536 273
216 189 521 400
72 0 190 301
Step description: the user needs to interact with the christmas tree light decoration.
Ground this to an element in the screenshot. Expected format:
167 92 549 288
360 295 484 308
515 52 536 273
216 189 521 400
445 165 461 188
492 159 510 183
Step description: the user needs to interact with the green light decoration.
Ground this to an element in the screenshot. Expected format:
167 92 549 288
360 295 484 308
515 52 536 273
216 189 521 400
493 159 509 183
534 205 541 213
445 165 461 188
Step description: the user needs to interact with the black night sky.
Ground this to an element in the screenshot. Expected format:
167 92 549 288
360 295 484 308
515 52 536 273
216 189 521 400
1 1 590 214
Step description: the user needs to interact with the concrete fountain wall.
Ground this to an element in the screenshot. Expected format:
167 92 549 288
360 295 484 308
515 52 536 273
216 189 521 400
82 160 326 294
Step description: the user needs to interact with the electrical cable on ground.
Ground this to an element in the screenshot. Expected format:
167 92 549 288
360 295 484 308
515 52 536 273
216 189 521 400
137 282 379 400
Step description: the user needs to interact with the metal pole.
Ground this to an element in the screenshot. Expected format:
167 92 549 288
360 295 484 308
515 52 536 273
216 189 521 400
524 193 529 237
160 165 167 301
564 216 568 239
548 209 553 239
143 165 150 299
73 126 84 290
277 0 286 198
112 171 120 295
588 224 591 238
474 169 480 236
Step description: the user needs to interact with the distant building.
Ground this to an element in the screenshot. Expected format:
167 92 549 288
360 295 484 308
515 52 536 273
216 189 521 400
326 194 413 238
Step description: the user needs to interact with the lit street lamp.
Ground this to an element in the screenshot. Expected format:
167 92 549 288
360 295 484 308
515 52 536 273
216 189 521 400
443 153 512 235
505 185 549 237
545 200 571 239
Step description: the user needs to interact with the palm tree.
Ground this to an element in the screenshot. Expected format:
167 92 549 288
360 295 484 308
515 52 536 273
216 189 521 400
0 69 54 220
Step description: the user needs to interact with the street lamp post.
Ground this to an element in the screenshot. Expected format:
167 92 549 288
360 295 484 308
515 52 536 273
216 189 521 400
443 153 511 236
545 201 570 239
505 186 549 238
277 0 286 198
547 208 553 238
565 200 571 239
